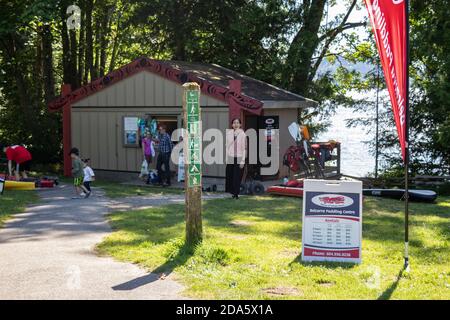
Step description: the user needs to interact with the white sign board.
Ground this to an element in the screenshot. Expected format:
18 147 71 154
124 117 138 131
302 179 362 263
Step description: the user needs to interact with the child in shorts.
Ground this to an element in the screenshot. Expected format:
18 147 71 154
70 148 90 199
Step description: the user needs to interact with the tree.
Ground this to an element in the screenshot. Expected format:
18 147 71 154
1 0 447 177
408 0 450 174
333 0 450 175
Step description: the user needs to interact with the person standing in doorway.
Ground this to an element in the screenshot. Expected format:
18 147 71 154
225 118 246 199
155 124 173 187
1 144 32 180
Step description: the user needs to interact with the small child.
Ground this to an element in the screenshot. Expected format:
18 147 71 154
70 148 90 199
82 158 95 194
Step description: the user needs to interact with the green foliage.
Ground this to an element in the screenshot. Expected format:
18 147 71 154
0 0 62 163
337 0 450 175
0 0 448 176
409 0 450 172
0 0 363 165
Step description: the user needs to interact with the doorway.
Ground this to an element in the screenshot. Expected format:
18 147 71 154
245 114 280 180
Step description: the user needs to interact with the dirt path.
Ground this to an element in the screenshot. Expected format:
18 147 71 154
0 184 222 300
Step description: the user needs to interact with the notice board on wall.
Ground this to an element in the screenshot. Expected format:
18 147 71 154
302 179 362 264
123 116 139 146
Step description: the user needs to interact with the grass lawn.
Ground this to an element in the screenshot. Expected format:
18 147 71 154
93 180 184 198
0 190 39 227
97 195 450 299
98 194 447 299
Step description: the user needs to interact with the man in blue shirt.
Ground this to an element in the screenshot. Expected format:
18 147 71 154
155 125 173 186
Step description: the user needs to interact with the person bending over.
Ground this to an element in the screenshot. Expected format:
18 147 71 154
0 144 32 180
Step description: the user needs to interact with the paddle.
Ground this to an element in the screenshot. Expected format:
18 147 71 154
288 122 300 142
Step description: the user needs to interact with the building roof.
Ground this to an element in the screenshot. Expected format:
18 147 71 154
161 61 310 102
48 57 316 112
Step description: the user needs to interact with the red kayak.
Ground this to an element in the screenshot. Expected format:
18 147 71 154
38 179 55 188
267 185 304 197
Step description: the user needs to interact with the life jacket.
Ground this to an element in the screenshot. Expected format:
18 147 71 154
283 146 304 173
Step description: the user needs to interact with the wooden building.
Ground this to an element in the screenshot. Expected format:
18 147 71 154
48 57 317 179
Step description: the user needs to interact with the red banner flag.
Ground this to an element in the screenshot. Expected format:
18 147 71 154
364 0 407 161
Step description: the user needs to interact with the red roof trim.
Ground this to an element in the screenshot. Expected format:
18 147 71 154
48 57 263 114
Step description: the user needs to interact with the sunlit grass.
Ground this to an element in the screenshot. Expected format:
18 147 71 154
97 195 450 299
0 190 38 227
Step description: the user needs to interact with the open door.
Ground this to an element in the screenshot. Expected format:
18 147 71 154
244 114 280 181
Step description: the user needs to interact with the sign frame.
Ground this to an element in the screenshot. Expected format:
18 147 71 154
302 179 363 264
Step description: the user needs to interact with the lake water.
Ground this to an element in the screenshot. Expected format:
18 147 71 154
316 107 375 177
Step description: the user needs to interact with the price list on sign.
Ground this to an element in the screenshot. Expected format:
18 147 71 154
186 90 202 187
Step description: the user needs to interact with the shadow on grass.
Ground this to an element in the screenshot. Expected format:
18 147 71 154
112 241 195 291
377 268 405 300
288 253 357 270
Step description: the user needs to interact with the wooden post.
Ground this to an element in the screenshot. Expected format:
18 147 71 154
182 83 202 245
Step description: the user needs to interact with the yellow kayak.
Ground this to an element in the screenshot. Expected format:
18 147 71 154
4 180 35 190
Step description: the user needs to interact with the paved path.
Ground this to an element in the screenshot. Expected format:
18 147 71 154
0 184 225 300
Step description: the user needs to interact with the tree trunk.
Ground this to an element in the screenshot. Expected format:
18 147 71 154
284 0 326 96
69 28 78 88
78 0 85 85
41 24 55 103
85 0 94 82
108 3 128 73
92 17 100 80
35 27 43 102
61 2 71 85
108 31 120 73
172 2 187 60
284 0 362 96
99 6 111 77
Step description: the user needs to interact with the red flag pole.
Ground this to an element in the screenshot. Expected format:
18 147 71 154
404 0 410 271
